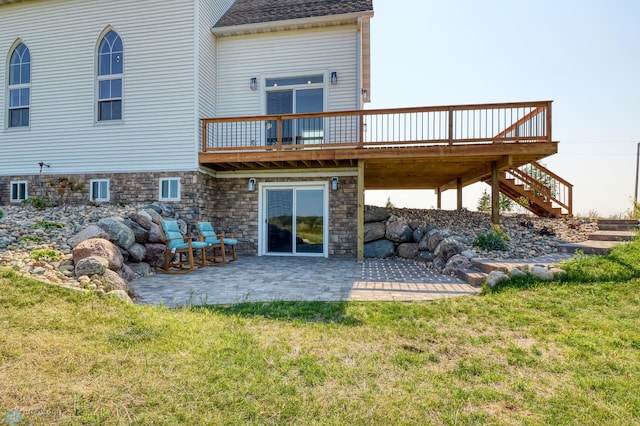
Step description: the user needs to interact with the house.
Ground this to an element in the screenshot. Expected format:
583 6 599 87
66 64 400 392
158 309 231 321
0 0 571 260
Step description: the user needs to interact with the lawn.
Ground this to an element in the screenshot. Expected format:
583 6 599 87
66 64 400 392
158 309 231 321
1 242 639 425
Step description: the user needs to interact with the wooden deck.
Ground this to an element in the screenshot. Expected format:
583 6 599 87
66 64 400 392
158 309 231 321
199 101 558 194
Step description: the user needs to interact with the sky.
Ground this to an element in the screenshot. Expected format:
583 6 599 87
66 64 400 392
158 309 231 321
364 0 640 217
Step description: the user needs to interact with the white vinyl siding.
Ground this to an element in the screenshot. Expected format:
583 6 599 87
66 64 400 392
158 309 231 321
0 0 198 176
10 180 27 202
197 0 236 120
217 26 360 117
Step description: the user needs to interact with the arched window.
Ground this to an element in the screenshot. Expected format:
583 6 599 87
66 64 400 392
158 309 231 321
8 42 30 128
97 30 123 121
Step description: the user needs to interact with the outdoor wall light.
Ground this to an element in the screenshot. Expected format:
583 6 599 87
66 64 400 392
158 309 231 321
331 177 339 191
330 71 338 85
361 88 368 101
249 77 258 90
248 178 256 192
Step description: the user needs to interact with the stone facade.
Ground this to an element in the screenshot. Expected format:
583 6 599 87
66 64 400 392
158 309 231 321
1 171 359 258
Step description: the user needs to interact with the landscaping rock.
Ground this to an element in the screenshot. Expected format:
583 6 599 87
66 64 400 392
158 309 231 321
510 268 527 278
147 223 164 244
118 263 137 283
128 262 153 278
107 289 134 304
385 220 413 243
443 254 472 275
67 225 109 249
97 217 136 250
127 243 147 263
102 269 129 292
144 243 166 268
486 271 509 288
365 206 390 223
144 208 163 224
398 243 419 259
364 239 395 258
74 256 108 277
124 219 149 244
364 222 387 243
72 238 124 271
416 251 436 263
129 212 153 230
434 237 465 261
531 265 554 281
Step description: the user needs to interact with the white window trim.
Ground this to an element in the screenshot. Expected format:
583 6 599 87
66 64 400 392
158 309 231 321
7 42 31 130
95 29 123 124
159 177 180 201
90 179 110 202
10 180 28 203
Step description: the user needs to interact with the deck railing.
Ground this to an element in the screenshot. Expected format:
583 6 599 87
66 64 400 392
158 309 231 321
201 101 552 152
506 161 573 216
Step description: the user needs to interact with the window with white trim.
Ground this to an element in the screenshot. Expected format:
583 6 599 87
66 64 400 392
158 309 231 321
8 42 31 128
90 179 110 202
97 30 123 121
159 178 180 201
10 181 28 203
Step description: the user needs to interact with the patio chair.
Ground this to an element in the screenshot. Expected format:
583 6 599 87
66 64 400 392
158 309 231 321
196 221 238 262
158 219 209 274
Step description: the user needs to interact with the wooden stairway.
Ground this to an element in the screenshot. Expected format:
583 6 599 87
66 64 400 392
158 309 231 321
485 161 573 218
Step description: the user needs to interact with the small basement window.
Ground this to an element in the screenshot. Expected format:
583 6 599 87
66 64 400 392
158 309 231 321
10 181 28 203
90 179 110 202
159 177 180 201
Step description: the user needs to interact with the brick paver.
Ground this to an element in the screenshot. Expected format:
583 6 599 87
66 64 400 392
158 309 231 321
130 257 480 307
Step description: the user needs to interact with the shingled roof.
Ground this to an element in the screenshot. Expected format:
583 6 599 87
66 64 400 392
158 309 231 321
214 0 373 28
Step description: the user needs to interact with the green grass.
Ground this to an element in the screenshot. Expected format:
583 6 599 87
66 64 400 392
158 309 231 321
1 241 640 424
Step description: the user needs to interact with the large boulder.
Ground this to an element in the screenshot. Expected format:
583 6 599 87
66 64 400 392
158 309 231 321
147 223 165 244
130 211 153 229
486 271 509 288
144 243 166 267
364 222 386 243
147 203 177 219
97 217 135 250
385 220 413 243
74 256 108 277
427 230 445 252
128 262 153 278
67 225 109 249
365 207 390 223
531 265 554 281
443 254 472 275
127 243 147 263
398 243 419 259
416 251 436 263
118 263 137 283
102 269 130 292
364 239 395 258
143 208 163 225
73 238 124 271
124 219 149 244
434 237 465 261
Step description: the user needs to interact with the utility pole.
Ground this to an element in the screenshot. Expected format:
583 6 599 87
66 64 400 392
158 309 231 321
633 142 640 207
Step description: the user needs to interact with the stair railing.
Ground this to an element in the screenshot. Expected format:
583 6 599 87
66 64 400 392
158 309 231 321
505 162 573 216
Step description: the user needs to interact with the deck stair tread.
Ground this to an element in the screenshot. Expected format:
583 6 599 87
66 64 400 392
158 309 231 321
557 240 627 255
588 230 637 241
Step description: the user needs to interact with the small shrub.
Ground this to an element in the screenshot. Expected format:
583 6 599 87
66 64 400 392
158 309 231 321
474 230 508 251
22 197 47 210
20 235 44 244
34 221 65 230
30 249 61 261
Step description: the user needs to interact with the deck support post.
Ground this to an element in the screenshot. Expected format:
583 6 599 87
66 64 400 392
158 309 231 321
357 159 365 261
456 178 463 210
437 188 442 209
491 161 500 225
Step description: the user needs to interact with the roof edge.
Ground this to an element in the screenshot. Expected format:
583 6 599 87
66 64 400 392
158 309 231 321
212 11 374 37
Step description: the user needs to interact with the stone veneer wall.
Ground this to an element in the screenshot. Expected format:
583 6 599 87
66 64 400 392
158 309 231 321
209 175 358 258
0 172 207 229
0 171 359 258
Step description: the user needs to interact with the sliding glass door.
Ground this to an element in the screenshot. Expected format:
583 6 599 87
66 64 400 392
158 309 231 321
263 185 327 256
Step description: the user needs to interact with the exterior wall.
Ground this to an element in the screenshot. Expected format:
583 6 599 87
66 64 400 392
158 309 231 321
209 175 358 258
216 25 360 117
0 171 207 225
197 0 236 119
0 0 199 176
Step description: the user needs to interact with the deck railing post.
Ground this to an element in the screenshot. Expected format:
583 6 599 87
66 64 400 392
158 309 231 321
448 108 454 145
201 119 207 153
546 102 552 142
359 112 365 148
277 117 283 149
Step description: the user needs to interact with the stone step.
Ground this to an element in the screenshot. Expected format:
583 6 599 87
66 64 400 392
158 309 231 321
597 219 639 232
456 268 487 287
557 240 626 255
588 230 636 242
